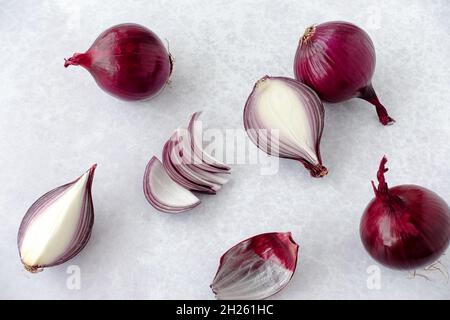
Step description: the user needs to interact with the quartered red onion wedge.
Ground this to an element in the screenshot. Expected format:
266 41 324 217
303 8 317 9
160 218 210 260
211 232 299 300
143 112 230 213
17 165 97 272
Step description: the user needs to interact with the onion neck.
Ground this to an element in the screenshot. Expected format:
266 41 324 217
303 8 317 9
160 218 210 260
359 84 395 126
64 53 90 68
372 156 391 202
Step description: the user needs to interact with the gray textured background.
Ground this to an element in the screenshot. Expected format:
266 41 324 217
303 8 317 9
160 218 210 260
1 0 449 299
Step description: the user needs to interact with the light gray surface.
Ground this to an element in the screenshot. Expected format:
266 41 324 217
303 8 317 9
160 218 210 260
1 0 449 299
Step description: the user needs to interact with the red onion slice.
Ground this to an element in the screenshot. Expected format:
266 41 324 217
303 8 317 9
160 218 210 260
143 157 200 213
211 232 299 300
143 112 231 213
162 135 219 194
188 164 229 186
17 165 96 272
172 129 229 188
244 76 327 177
188 112 231 173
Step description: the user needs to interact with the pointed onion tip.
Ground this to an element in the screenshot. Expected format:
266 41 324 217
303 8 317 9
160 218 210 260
90 163 97 172
64 53 88 68
85 164 97 188
373 156 390 199
88 164 97 174
379 156 388 169
377 156 389 182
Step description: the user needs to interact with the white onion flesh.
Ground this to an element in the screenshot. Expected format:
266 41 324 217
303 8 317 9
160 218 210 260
244 76 327 177
144 112 231 213
20 173 89 267
143 157 200 213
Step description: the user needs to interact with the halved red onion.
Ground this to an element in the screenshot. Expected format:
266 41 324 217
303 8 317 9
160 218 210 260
244 76 327 177
294 21 394 125
17 165 96 273
211 232 299 300
143 157 200 213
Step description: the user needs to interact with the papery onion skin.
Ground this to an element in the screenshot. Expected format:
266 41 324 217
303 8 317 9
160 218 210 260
360 157 450 270
244 76 327 178
294 21 394 125
211 232 299 300
65 23 172 101
17 165 96 273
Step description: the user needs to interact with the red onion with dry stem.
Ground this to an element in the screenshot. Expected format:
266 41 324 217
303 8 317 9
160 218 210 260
294 21 394 125
360 157 450 270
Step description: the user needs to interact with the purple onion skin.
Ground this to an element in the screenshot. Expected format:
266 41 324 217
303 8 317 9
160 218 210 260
211 232 299 300
294 21 394 125
360 157 450 270
65 23 172 101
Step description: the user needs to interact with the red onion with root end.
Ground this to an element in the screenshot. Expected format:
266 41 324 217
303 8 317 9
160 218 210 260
294 21 394 125
360 157 450 270
244 76 327 178
65 23 172 101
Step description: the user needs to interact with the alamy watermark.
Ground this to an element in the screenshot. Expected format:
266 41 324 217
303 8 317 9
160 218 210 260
366 265 381 290
66 265 81 290
177 121 281 176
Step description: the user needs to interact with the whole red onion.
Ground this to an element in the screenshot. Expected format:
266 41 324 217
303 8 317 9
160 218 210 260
360 157 450 270
294 21 394 125
65 23 173 101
